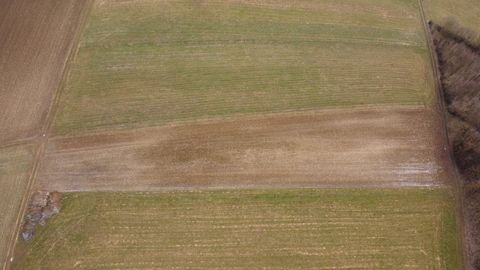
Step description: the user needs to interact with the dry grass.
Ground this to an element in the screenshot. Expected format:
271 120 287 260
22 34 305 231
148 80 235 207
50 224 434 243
13 189 459 270
423 0 480 33
38 107 448 191
0 144 35 268
52 0 434 136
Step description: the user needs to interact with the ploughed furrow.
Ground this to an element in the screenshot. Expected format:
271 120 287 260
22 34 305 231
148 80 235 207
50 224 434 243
0 0 90 145
38 107 448 191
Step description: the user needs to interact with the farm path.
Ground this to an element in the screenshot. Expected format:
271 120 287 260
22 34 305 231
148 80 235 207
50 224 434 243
0 0 92 269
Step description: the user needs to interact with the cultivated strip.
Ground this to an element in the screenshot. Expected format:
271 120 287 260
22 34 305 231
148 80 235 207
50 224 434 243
38 107 449 191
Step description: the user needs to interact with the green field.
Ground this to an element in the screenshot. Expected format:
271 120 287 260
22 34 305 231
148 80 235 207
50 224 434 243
14 189 459 269
53 0 434 135
0 145 35 268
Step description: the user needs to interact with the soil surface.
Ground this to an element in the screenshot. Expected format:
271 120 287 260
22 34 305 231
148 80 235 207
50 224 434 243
0 0 90 145
37 106 450 191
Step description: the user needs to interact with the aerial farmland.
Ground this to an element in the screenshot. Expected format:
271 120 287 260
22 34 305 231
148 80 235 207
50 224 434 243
0 0 477 269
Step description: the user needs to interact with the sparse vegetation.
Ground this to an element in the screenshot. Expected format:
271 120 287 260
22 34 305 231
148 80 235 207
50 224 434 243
0 145 35 267
1 1 464 269
52 0 434 135
14 189 459 270
424 0 480 33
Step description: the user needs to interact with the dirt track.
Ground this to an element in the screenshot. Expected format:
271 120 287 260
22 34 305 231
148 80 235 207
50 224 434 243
0 1 91 269
37 106 450 191
0 0 90 145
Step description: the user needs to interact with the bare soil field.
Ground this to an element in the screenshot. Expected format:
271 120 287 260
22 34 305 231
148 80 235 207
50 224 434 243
0 145 36 269
0 0 90 145
52 0 434 136
13 189 459 270
38 107 448 191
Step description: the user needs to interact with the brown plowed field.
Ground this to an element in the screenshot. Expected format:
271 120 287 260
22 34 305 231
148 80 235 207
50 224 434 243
37 106 449 191
0 0 90 145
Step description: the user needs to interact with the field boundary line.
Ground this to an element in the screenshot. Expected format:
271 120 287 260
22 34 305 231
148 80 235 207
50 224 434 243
417 0 467 268
1 1 94 269
49 104 427 140
0 137 39 151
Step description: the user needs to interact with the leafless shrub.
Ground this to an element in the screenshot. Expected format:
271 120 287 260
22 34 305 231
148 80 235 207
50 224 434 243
447 115 480 182
430 22 480 183
431 23 480 128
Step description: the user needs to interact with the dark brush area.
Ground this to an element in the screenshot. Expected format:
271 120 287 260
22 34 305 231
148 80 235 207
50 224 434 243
430 22 480 182
430 21 480 270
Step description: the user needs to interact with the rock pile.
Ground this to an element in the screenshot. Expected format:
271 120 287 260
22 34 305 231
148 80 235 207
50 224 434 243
22 191 63 241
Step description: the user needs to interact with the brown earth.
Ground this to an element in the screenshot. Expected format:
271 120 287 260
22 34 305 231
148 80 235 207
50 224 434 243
36 106 450 191
0 0 90 145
